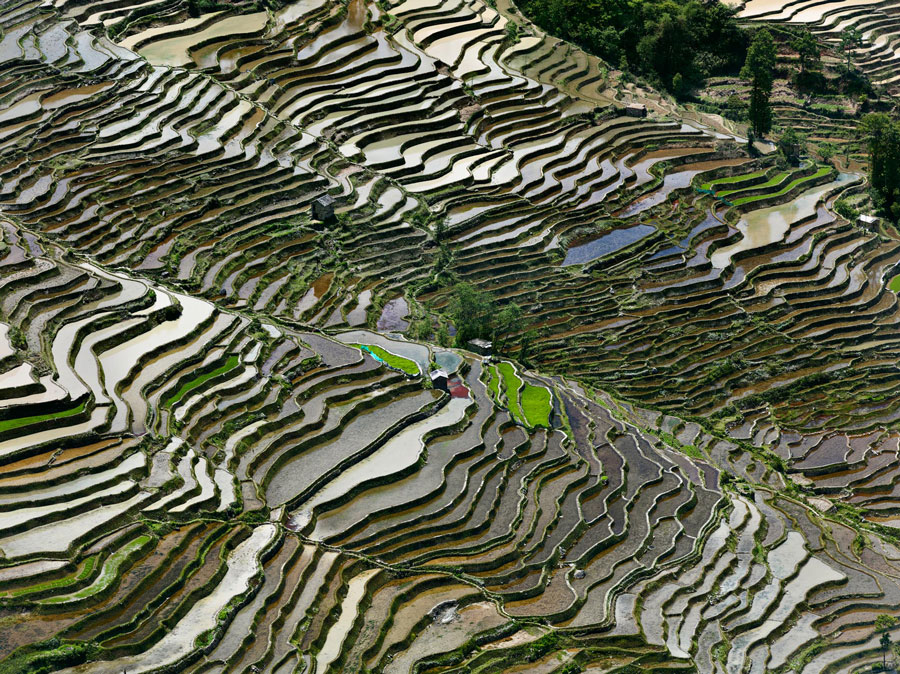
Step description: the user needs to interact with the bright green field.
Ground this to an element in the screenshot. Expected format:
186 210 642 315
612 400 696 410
732 168 832 206
487 361 552 428
357 344 419 375
495 361 523 421
0 400 87 435
486 364 502 401
9 555 98 598
716 171 789 198
700 170 767 192
42 536 152 604
165 355 240 408
890 275 900 292
521 383 551 428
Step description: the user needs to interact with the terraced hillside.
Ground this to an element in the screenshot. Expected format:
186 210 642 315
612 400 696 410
736 0 900 87
3 0 900 671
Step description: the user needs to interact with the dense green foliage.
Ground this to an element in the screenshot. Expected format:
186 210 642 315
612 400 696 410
861 113 900 220
792 29 820 73
777 127 803 164
840 28 862 69
186 0 287 17
742 28 776 136
448 283 522 348
517 0 747 92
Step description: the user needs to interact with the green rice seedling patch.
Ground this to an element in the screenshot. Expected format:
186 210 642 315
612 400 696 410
732 167 832 206
889 275 900 292
496 361 524 421
700 170 767 192
716 171 790 198
41 535 153 604
0 400 88 435
658 431 703 459
486 364 502 401
164 355 240 408
355 344 419 375
9 555 99 598
521 383 552 428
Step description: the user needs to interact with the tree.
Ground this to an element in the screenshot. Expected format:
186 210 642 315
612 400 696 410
881 631 891 671
436 323 451 347
637 11 692 91
518 0 747 94
791 29 820 73
519 329 537 367
818 141 837 163
840 28 862 70
876 614 898 632
494 302 523 348
777 127 804 165
447 284 528 354
860 113 900 218
741 29 777 137
725 94 747 121
448 283 495 346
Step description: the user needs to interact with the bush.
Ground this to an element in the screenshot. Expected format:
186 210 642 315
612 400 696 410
834 198 858 221
724 94 747 121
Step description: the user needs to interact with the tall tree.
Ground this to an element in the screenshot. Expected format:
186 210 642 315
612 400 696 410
861 113 900 219
840 27 862 70
741 28 777 137
791 29 820 73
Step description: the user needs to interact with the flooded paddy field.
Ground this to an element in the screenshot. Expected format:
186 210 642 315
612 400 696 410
0 0 899 671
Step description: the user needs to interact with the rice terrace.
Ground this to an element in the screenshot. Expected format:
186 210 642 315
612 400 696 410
5 0 900 671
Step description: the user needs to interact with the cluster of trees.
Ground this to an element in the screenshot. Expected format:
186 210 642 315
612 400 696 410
777 126 803 165
447 283 532 355
186 0 286 17
742 28 776 137
517 0 747 93
860 113 900 220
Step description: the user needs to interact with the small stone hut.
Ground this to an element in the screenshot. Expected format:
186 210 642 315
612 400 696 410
312 195 336 226
430 369 449 392
625 103 647 118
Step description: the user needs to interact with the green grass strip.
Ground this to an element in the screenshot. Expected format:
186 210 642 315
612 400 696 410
890 275 900 292
700 169 767 191
495 361 524 422
520 383 552 428
716 171 790 198
486 365 502 402
164 355 240 408
41 536 152 604
356 344 419 375
731 167 832 206
0 400 87 435
9 555 98 598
